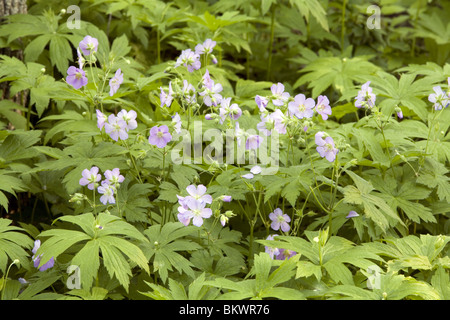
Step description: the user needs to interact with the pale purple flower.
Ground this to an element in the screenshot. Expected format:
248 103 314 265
355 81 376 108
181 80 196 104
77 48 85 69
246 134 262 150
242 173 254 179
200 70 223 107
271 82 290 106
235 122 245 146
148 125 172 148
255 95 269 112
96 109 108 130
109 68 123 96
104 114 129 141
98 181 115 205
276 249 297 260
269 208 291 232
79 35 98 56
257 113 275 136
315 131 327 146
428 86 450 110
177 206 191 226
219 97 241 123
264 235 280 259
288 94 315 119
174 49 201 72
185 184 212 204
195 39 216 55
220 195 232 202
346 211 359 218
66 66 88 90
184 197 213 227
32 240 55 271
117 109 138 131
160 82 174 108
271 109 288 134
242 165 262 179
316 136 339 162
251 165 262 175
172 112 182 134
397 110 403 119
79 166 101 190
315 95 332 120
104 168 124 186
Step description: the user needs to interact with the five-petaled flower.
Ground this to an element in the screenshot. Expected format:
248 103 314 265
428 86 450 110
79 166 101 190
174 49 201 72
195 39 216 55
98 181 115 205
269 208 291 232
148 125 172 148
316 133 339 162
66 66 88 90
288 93 315 119
315 95 332 120
355 81 376 108
270 82 290 106
109 68 123 96
79 35 98 56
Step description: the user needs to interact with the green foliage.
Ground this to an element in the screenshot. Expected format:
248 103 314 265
0 0 448 302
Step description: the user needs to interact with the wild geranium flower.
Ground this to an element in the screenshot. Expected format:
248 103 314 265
195 38 216 55
109 68 123 96
104 168 124 186
315 131 327 146
315 95 332 120
177 205 191 226
66 66 88 90
276 249 296 260
79 35 98 56
242 165 262 180
316 134 339 162
174 49 201 72
160 82 174 108
184 197 212 227
220 195 232 202
346 211 359 218
270 82 290 106
185 184 212 204
265 235 280 259
235 121 247 147
117 109 138 131
148 125 172 148
96 109 108 130
257 113 276 136
181 80 196 104
200 69 223 107
355 81 376 108
271 109 288 134
288 94 315 119
79 166 101 190
428 86 450 110
269 208 291 232
219 97 242 123
98 181 115 205
255 95 269 112
32 240 54 272
104 114 129 141
77 48 85 69
246 134 262 150
172 112 182 134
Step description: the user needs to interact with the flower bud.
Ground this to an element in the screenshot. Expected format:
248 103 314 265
60 8 66 15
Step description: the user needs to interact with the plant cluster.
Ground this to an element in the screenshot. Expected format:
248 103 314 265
0 0 449 300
